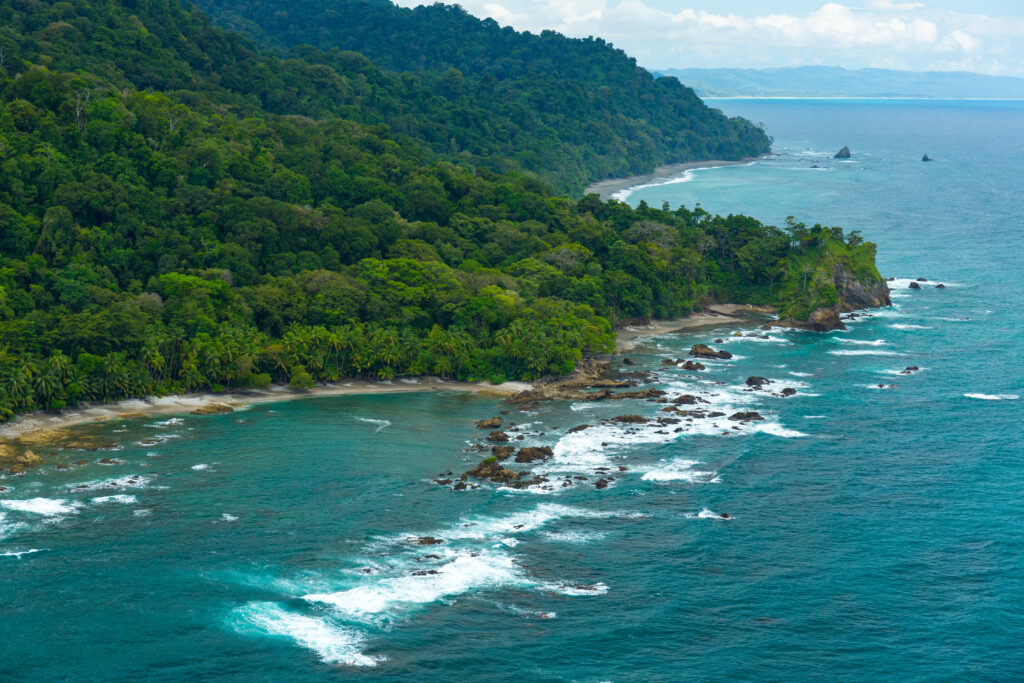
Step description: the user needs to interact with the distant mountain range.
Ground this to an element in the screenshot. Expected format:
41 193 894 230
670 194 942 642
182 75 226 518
656 66 1024 99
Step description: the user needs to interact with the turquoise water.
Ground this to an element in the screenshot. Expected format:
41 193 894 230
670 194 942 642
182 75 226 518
3 100 1024 681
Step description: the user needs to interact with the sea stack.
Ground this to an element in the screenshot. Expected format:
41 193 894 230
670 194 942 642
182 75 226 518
834 146 851 159
922 154 933 162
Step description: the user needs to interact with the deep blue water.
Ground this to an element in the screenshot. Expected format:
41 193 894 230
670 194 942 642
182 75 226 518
2 100 1023 681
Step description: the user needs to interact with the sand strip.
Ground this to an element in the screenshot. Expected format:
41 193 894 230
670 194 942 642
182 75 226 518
584 158 763 200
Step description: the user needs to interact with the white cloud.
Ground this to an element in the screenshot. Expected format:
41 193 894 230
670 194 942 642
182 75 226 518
393 0 1024 76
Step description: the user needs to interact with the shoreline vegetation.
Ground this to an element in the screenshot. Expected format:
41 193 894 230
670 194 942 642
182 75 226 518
0 305 759 447
583 158 762 200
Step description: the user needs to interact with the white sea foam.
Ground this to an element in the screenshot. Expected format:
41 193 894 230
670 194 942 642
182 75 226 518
303 549 526 622
964 393 1019 401
191 464 211 471
804 415 827 419
1 548 43 558
686 508 732 520
1 498 83 516
540 530 607 544
67 475 154 492
133 509 151 517
837 338 889 346
788 371 814 377
355 417 391 432
890 323 933 330
232 602 381 667
434 504 616 543
546 581 609 596
147 417 184 427
222 513 239 522
641 458 719 483
92 494 137 504
753 423 808 438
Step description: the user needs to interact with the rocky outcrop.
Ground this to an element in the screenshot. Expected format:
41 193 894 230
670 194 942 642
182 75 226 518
463 457 522 484
834 265 891 311
681 360 706 371
567 424 592 434
745 376 772 389
476 417 502 429
689 344 732 360
834 145 851 159
808 307 846 332
729 411 764 422
491 445 515 460
190 403 234 415
514 446 553 464
613 414 648 424
908 281 921 289
486 431 510 442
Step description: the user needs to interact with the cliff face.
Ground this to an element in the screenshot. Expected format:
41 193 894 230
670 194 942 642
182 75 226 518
835 265 892 311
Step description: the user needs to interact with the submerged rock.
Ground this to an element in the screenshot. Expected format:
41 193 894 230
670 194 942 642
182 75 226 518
414 536 444 545
689 344 732 360
567 424 592 433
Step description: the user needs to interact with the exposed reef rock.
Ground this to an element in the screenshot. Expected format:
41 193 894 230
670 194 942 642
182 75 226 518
475 417 502 429
908 281 921 290
728 411 764 422
834 145 851 159
190 403 234 415
689 344 732 360
514 446 553 464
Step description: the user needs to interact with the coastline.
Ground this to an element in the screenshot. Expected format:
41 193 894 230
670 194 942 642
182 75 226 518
583 158 761 200
614 304 762 352
0 378 531 445
1 305 765 446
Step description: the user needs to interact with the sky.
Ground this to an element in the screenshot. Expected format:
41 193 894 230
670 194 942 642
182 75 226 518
391 0 1024 76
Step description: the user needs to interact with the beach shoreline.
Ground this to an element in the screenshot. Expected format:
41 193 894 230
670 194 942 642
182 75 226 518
0 378 531 445
1 305 768 446
583 157 764 200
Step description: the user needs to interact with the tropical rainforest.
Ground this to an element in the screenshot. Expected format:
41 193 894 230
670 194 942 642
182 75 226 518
0 0 881 422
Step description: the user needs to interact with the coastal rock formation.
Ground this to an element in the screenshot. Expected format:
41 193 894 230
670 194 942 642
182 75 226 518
190 403 234 415
464 457 524 484
745 376 772 389
922 154 933 162
672 394 708 405
689 344 733 360
908 281 921 289
491 445 515 460
834 146 851 159
935 283 945 289
729 411 764 422
567 424 592 433
780 387 797 397
475 417 502 429
807 307 846 332
613 414 648 424
486 431 510 442
514 446 553 464
835 265 892 310
681 360 706 371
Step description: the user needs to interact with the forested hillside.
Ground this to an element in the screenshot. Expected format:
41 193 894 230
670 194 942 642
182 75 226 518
0 0 881 422
194 0 771 193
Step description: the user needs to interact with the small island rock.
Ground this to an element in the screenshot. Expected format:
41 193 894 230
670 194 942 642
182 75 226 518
834 145 851 159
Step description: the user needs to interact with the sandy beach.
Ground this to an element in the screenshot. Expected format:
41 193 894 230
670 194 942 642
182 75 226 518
615 304 771 351
583 157 763 200
0 378 532 446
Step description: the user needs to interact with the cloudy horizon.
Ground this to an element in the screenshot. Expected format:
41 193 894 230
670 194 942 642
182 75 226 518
391 0 1024 77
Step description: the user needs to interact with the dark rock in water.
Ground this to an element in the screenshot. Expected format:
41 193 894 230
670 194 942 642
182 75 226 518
190 403 233 415
721 513 731 519
464 457 521 484
689 344 732 360
476 417 502 429
661 358 677 366
707 411 726 418
434 478 452 485
64 440 120 451
414 536 444 545
594 478 609 489
486 430 510 442
491 445 515 460
761 324 773 330
916 277 928 282
908 281 921 289
672 394 708 405
745 376 772 389
714 338 724 344
935 283 945 289
780 387 797 397
622 357 635 365
887 277 895 281
453 481 467 491
834 145 851 159
613 414 648 424
681 360 706 371
728 411 764 422
515 446 554 464
567 424 592 434
905 366 920 371
807 307 846 332
922 154 933 162
413 569 440 576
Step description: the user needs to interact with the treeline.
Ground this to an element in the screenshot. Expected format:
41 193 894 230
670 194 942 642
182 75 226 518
0 0 878 421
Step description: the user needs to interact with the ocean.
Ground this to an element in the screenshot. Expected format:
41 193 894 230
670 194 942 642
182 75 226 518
2 99 1023 681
